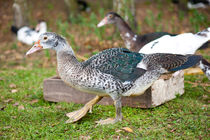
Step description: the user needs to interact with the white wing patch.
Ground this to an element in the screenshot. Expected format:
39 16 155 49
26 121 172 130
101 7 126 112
137 61 147 70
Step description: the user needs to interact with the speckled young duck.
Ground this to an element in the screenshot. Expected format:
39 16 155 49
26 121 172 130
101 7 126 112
26 32 202 124
97 12 176 52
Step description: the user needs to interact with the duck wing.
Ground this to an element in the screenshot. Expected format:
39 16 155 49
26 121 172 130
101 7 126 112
142 53 202 72
82 48 146 82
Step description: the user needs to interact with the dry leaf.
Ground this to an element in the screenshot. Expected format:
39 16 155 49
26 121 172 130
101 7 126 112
79 136 91 140
12 116 17 119
56 105 62 109
9 83 16 88
30 99 39 104
13 102 19 106
3 126 11 129
116 129 122 133
11 89 18 93
18 105 25 110
202 105 208 108
15 66 27 70
122 127 134 133
4 99 13 103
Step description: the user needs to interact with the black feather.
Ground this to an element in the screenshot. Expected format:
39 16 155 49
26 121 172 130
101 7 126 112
169 55 202 71
11 26 19 34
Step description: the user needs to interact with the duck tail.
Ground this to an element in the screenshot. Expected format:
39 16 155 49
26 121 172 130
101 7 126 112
169 55 202 71
199 58 210 80
11 25 19 34
198 41 209 50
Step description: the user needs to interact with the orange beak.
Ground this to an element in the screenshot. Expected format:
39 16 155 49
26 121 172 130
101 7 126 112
26 40 43 56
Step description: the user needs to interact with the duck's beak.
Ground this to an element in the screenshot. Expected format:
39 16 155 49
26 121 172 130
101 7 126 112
97 17 108 27
35 24 40 32
26 40 43 56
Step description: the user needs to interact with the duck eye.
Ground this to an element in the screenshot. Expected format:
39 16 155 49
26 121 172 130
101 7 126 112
43 36 48 40
108 15 113 18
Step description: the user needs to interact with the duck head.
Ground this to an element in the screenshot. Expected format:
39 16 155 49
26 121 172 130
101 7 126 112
97 12 121 27
26 32 69 55
35 21 47 33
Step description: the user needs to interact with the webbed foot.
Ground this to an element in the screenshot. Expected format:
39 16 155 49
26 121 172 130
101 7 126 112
95 117 122 125
65 96 103 123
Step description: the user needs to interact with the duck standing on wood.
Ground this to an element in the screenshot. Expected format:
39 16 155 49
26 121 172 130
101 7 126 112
97 12 210 79
11 21 47 45
26 32 202 124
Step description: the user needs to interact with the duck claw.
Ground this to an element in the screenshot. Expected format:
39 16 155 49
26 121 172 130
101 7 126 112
66 106 89 123
65 96 103 123
95 118 120 125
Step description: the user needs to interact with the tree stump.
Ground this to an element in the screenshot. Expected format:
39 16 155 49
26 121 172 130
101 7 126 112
13 0 29 27
113 0 137 29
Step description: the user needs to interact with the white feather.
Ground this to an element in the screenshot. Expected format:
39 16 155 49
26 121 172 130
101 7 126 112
139 28 210 55
17 22 47 45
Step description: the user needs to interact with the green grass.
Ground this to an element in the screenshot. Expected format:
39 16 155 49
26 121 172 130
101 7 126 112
0 68 209 139
189 9 209 32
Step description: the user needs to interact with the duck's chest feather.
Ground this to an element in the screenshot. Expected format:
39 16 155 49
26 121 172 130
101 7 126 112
56 51 124 96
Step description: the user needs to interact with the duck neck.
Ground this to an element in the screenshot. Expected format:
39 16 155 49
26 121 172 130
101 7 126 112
115 18 136 50
39 27 47 34
56 46 81 82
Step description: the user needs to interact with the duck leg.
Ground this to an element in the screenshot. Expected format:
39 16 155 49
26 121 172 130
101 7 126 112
66 95 103 123
96 97 122 125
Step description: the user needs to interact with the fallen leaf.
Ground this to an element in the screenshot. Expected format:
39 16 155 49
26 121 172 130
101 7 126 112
18 105 25 110
3 126 11 129
13 102 19 106
30 99 39 104
79 136 90 140
202 105 208 108
4 99 13 103
203 95 208 99
9 83 16 88
11 89 18 93
138 128 143 131
15 66 27 70
170 128 176 132
122 127 134 133
56 105 62 109
12 116 17 119
116 129 122 133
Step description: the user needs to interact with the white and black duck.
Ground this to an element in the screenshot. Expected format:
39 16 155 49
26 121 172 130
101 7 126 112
11 21 47 45
26 32 202 124
138 27 210 79
172 0 210 9
188 0 210 9
97 12 210 80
